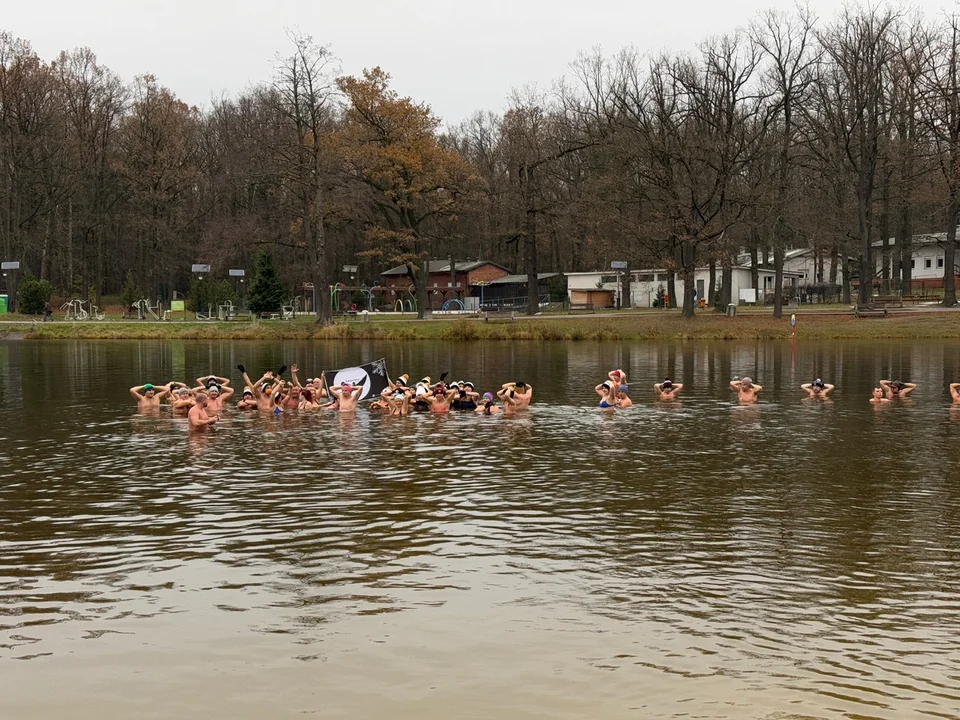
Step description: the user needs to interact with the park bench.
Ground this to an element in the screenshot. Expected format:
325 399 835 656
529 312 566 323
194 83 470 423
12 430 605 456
568 303 595 312
855 303 887 318
902 295 935 304
873 294 903 308
484 309 516 323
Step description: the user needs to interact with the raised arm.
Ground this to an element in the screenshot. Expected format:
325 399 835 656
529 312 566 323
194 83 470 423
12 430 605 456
951 383 960 401
595 383 608 397
729 380 742 390
129 385 146 400
901 382 918 396
219 385 236 401
879 379 892 389
670 383 684 392
290 364 301 388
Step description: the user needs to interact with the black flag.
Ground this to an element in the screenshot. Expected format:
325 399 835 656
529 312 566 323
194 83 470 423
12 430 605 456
322 359 389 402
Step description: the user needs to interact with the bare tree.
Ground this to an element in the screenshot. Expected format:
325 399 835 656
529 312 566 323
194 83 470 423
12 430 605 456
273 32 338 323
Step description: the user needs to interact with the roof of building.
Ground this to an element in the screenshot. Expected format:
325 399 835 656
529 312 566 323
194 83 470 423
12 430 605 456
381 260 510 276
872 230 954 248
479 273 559 285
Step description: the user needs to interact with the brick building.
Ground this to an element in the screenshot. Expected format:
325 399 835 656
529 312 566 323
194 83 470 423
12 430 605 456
380 260 510 310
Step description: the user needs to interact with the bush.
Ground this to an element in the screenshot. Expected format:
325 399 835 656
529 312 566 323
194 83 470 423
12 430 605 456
17 275 53 315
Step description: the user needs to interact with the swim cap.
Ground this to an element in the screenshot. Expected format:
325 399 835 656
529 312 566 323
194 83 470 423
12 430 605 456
143 384 155 392
483 392 494 402
243 387 254 397
396 374 409 386
663 380 673 389
178 387 191 395
420 376 431 385
619 384 629 394
206 377 218 387
342 384 354 393
209 385 221 394
741 377 753 388
814 378 824 388
464 382 474 389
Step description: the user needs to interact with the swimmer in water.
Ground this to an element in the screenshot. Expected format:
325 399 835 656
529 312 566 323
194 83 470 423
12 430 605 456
239 365 281 413
596 381 616 409
801 378 835 399
880 379 917 399
236 387 258 410
454 381 479 410
654 378 683 401
420 383 458 414
615 383 633 408
475 391 501 415
870 387 890 404
329 383 361 412
130 382 171 410
188 392 219 431
498 381 533 410
194 374 231 392
171 387 196 415
205 384 235 414
951 383 960 402
730 376 762 403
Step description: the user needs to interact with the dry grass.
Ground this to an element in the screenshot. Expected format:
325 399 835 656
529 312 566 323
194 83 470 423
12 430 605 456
3 310 959 341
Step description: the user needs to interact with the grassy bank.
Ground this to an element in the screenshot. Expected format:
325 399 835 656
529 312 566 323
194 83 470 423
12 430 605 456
2 309 960 341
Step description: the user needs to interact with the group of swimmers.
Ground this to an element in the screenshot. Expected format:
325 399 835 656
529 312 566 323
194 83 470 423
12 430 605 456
129 364 536 429
128 361 958 430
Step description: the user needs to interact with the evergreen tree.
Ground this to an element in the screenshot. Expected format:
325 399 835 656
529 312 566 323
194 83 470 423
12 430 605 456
17 275 54 315
247 252 287 314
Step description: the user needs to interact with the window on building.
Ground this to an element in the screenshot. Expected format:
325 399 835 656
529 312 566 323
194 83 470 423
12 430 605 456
925 258 932 269
911 259 915 269
601 275 617 284
938 257 944 269
656 273 668 281
636 274 654 283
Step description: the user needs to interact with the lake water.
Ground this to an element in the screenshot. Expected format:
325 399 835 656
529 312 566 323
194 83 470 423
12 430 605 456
2 339 960 720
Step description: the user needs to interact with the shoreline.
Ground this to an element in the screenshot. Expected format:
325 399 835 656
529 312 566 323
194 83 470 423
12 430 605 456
2 309 960 340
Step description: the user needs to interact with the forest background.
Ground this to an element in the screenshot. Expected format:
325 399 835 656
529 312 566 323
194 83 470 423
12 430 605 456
3 2 960 321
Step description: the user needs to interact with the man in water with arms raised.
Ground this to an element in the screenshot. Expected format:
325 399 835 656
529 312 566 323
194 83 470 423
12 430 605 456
130 383 171 410
730 377 762 403
801 379 835 398
880 379 917 399
654 378 683 401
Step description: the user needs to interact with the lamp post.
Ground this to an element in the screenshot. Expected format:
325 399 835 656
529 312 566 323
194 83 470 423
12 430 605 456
192 264 210 316
229 269 245 311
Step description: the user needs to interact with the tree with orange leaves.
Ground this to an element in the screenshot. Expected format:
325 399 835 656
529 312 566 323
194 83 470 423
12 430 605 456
336 67 481 318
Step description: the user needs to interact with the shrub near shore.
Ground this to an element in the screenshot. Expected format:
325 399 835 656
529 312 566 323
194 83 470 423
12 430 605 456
3 310 960 341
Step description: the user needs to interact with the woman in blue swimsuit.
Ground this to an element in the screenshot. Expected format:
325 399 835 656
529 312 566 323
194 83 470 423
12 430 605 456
596 381 616 409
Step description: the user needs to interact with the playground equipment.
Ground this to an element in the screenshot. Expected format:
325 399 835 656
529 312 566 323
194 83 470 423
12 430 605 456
217 301 235 321
442 298 465 311
132 298 162 320
61 299 105 321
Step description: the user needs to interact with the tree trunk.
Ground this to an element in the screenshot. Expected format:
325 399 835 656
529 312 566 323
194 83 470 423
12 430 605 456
898 203 912 295
749 245 759 294
708 260 716 309
682 266 696 318
666 271 677 309
944 196 957 307
621 271 632 309
773 245 785 319
720 261 733 309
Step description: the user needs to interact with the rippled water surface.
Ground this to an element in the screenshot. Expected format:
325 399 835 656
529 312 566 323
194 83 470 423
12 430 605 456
2 339 960 719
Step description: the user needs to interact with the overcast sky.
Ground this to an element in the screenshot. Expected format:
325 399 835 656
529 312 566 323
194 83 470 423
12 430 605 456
4 0 954 126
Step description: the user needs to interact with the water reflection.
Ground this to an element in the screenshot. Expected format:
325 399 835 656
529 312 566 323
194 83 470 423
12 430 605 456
1 339 959 719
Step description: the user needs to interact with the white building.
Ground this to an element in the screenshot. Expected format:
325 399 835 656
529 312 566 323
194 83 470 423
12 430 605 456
873 231 960 287
566 266 803 308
